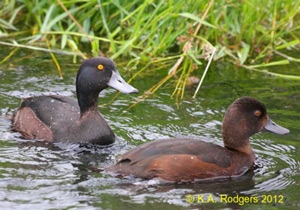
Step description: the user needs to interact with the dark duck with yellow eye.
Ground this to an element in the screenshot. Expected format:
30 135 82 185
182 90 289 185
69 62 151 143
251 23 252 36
11 57 138 145
108 97 289 182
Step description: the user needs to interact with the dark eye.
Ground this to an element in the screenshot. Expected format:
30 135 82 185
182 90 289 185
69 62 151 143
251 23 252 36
254 110 262 117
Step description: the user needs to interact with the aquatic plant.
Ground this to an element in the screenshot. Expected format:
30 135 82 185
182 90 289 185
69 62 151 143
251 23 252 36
0 0 299 100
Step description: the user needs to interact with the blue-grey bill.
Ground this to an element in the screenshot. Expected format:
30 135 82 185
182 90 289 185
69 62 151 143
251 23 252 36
108 71 138 94
264 117 289 135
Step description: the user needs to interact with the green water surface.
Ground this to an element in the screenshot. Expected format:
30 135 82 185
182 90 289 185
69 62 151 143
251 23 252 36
0 49 299 210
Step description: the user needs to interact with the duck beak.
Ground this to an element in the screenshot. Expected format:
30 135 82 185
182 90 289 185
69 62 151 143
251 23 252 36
264 117 289 135
108 71 138 94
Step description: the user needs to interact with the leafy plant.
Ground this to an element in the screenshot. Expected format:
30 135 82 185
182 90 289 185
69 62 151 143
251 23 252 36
0 0 299 100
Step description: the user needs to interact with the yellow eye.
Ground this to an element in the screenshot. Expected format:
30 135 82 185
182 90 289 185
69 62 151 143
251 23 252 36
97 64 104 71
254 110 262 117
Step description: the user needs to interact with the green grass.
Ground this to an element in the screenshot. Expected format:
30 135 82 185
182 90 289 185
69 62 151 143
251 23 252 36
0 0 300 100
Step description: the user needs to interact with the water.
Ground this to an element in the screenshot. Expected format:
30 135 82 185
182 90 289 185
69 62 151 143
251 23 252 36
0 49 299 209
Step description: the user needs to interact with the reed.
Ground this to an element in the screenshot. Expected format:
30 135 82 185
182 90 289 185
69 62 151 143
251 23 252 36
1 0 299 99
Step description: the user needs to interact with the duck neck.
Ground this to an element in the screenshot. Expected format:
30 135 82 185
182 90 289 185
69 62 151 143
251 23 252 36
223 132 255 161
222 125 254 156
77 92 100 114
226 141 255 157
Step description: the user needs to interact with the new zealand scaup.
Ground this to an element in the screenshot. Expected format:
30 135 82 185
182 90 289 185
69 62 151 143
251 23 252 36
108 97 289 182
12 57 138 145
